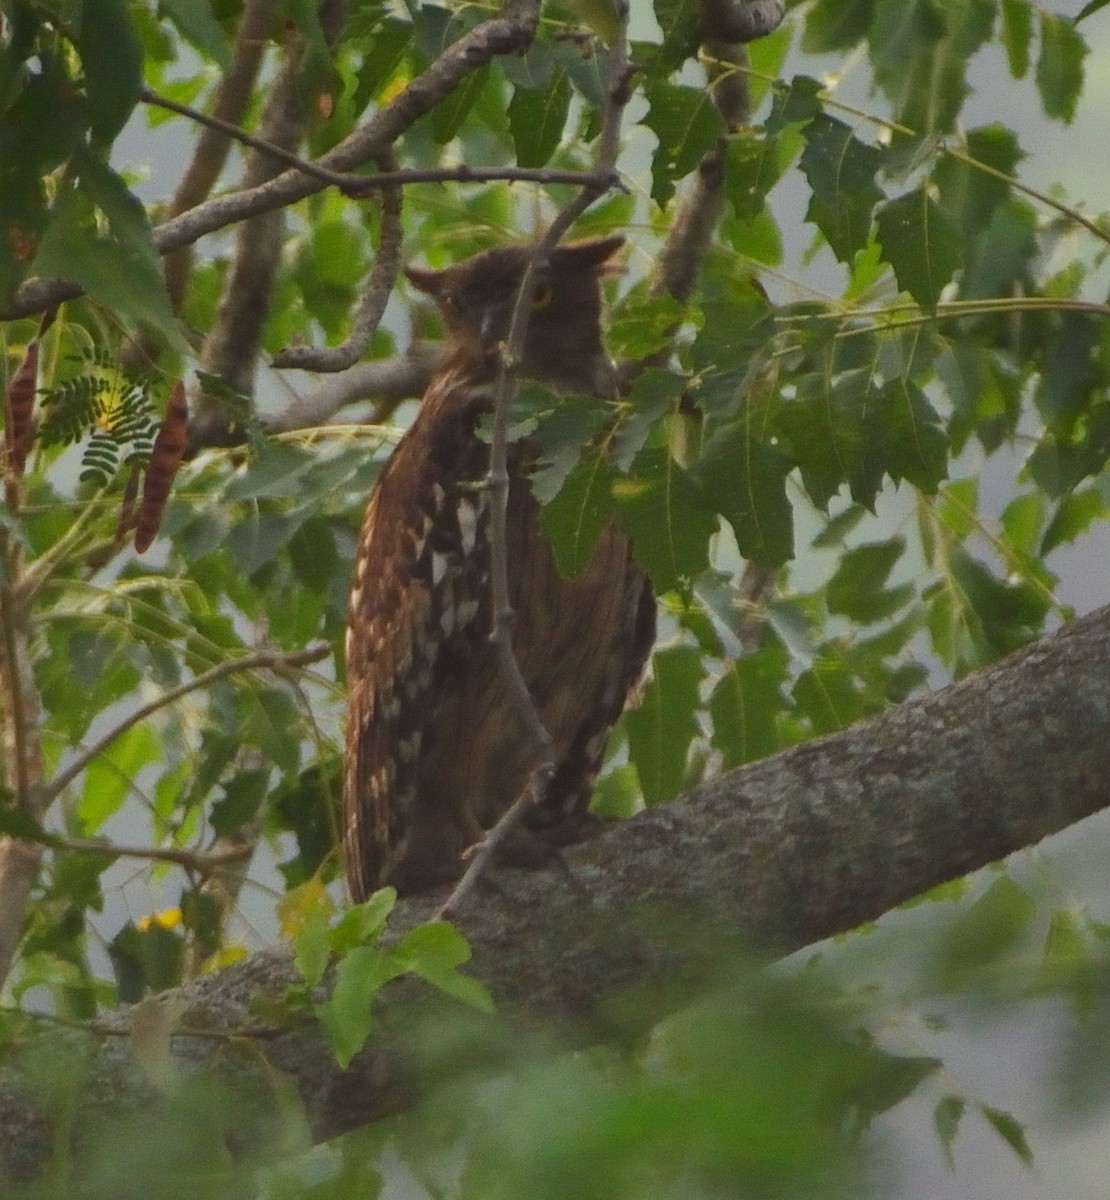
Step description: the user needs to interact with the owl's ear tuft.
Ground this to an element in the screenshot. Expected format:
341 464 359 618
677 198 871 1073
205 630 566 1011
404 264 448 297
553 235 625 274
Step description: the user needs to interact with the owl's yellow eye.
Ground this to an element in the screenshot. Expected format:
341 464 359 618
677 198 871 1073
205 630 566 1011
532 285 555 310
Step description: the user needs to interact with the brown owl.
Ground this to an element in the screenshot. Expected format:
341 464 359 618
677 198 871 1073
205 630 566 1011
342 236 655 900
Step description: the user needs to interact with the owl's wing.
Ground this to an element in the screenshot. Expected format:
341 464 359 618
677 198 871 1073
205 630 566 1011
342 431 490 901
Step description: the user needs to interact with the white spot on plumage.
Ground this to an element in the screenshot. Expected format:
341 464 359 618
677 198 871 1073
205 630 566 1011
457 498 478 554
432 551 449 584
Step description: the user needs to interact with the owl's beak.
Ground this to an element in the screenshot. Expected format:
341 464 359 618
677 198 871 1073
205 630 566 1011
478 300 514 352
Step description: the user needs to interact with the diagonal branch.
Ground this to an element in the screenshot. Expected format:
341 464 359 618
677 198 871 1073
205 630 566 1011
1 0 542 323
39 644 330 808
438 6 636 920
2 600 1108 1180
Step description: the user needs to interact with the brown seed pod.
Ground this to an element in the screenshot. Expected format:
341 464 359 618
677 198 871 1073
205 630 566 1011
4 339 39 478
135 380 188 554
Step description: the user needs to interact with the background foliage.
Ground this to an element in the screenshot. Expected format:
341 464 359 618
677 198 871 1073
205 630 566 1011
2 0 1110 1196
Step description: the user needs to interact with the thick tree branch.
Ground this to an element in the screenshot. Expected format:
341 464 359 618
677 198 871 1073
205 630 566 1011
160 0 278 311
2 603 1108 1182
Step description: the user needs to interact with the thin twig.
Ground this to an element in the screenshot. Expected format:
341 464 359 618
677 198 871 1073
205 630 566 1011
438 4 635 921
41 643 330 806
270 149 405 372
50 836 253 871
2 1 544 322
144 86 619 197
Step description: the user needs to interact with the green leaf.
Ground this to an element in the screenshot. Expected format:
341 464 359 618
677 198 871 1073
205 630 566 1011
693 421 794 567
934 125 1023 244
330 889 397 954
934 1095 965 1172
869 0 994 137
607 291 688 360
875 188 961 313
0 55 85 303
320 945 404 1068
979 1104 1033 1167
626 645 704 805
802 0 874 52
30 156 184 347
1041 488 1108 554
793 659 868 734
614 449 717 593
1035 12 1087 123
865 380 948 497
78 0 143 146
539 455 617 578
431 64 491 143
936 876 1036 987
826 539 912 624
79 723 160 833
508 69 571 167
999 0 1032 77
0 800 55 845
210 768 269 838
709 644 788 769
652 0 700 68
395 922 493 1013
799 114 884 262
642 81 725 206
159 0 232 70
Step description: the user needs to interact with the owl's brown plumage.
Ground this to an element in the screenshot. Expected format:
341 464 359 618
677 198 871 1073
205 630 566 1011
343 236 655 900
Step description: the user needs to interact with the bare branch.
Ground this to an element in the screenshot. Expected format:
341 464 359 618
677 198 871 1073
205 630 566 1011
1 1 542 323
160 0 278 310
270 150 404 372
40 644 330 808
143 88 620 197
51 836 253 872
3 602 1109 1180
439 5 636 921
265 344 441 431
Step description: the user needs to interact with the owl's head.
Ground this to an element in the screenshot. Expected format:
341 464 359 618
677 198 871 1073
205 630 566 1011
404 235 624 394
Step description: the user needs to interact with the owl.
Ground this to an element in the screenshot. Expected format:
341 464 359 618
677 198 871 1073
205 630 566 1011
342 236 655 900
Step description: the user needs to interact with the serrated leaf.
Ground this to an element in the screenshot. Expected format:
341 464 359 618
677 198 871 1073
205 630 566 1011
693 421 794 567
642 81 725 206
431 63 490 143
799 114 884 262
1035 12 1087 123
508 69 571 167
865 379 948 497
709 645 787 769
826 538 911 624
1000 0 1032 77
607 292 688 360
30 157 184 347
876 188 961 313
539 454 616 577
652 0 700 67
626 645 704 806
395 922 493 1013
614 449 716 593
802 0 874 53
1041 488 1108 554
